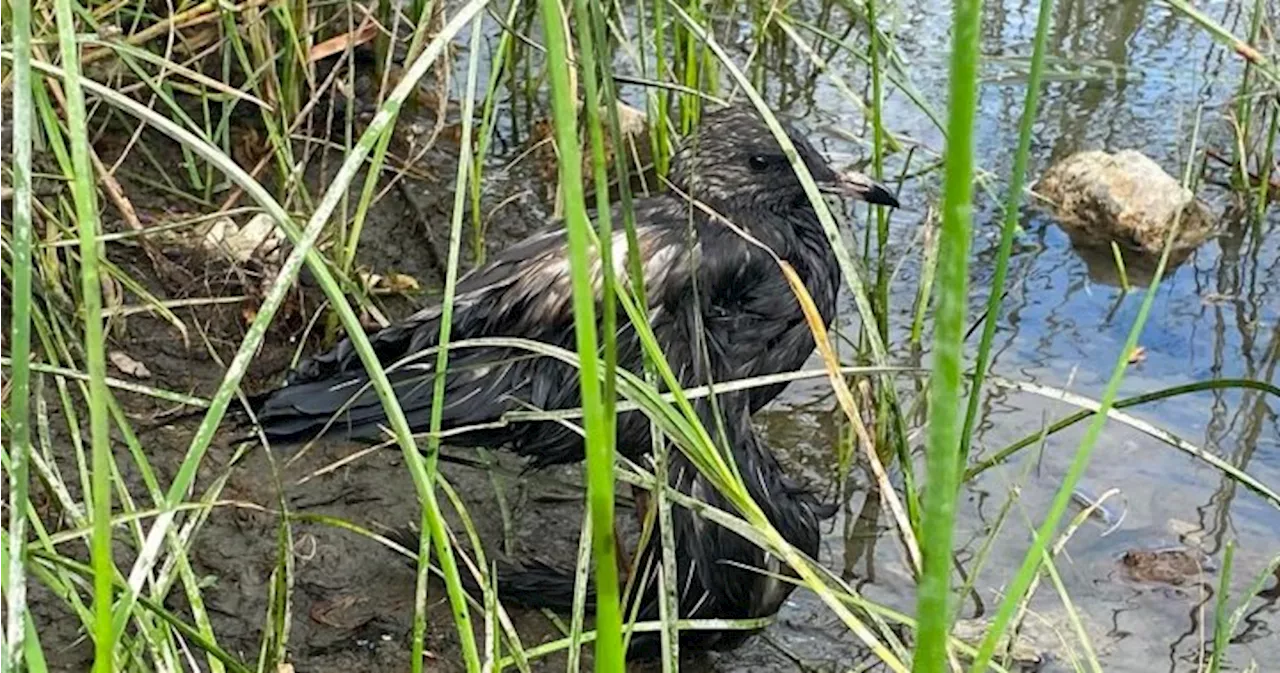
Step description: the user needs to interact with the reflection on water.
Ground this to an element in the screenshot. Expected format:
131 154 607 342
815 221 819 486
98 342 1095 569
696 0 1280 670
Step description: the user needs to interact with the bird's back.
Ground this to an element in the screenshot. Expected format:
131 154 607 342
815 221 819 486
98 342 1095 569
255 192 841 469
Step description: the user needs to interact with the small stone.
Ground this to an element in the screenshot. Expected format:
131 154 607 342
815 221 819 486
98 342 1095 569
1036 149 1214 256
109 350 152 379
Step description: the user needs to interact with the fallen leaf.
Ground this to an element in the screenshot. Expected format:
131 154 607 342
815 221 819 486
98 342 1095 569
201 217 237 250
308 17 378 63
109 351 152 379
358 270 421 295
231 213 284 261
379 272 421 294
357 269 383 288
614 100 647 137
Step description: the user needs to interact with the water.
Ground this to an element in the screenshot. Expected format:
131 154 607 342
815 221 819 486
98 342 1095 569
698 0 1279 670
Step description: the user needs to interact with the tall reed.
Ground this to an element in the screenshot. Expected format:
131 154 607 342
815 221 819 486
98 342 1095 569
6 0 37 665
537 0 625 669
913 0 982 669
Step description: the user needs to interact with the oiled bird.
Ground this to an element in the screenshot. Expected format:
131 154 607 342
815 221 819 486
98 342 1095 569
255 106 898 462
254 105 896 656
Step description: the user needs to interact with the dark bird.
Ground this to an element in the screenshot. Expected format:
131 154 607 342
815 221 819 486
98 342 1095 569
254 105 897 655
256 106 897 459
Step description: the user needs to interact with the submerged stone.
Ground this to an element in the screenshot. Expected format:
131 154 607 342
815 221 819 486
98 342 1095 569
1035 149 1215 257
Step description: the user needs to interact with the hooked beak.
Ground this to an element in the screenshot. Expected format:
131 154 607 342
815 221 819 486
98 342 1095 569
819 170 900 208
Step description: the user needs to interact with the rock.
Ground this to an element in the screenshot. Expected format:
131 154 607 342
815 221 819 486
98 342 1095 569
1036 149 1214 256
199 213 285 264
1119 547 1213 585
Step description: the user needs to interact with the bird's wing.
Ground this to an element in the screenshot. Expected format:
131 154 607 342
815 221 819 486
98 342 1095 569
257 199 706 442
286 201 699 386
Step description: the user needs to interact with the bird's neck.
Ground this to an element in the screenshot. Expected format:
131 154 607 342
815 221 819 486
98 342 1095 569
780 206 842 324
702 199 842 325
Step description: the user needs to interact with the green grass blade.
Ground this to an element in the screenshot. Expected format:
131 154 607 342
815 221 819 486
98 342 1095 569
913 1 983 670
413 15 487 673
958 0 1055 469
537 0 624 668
52 1 118 669
1 538 50 673
0 358 210 408
5 0 37 665
1207 540 1235 673
967 377 1280 505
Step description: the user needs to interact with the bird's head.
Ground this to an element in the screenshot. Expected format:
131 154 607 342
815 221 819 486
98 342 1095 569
667 106 899 217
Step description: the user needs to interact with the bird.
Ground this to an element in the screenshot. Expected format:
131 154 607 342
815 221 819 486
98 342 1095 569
254 105 898 461
492 398 835 657
253 104 897 656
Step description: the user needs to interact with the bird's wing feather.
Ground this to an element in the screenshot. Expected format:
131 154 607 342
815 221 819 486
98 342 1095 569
258 199 711 442
286 201 699 384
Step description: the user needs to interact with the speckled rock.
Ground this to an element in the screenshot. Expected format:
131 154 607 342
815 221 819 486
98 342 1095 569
1036 149 1214 255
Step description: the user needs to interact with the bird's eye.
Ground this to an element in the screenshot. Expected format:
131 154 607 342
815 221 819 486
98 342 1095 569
748 155 771 171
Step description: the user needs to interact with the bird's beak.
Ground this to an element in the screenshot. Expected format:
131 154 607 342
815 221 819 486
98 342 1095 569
819 170 900 208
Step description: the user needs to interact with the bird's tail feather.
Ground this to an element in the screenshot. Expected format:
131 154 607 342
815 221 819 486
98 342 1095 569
252 347 534 445
490 558 596 613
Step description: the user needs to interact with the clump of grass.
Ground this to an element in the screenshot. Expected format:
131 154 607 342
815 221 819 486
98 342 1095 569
7 2 488 671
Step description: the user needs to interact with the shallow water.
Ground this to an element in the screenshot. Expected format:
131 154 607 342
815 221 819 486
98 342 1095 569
716 0 1279 671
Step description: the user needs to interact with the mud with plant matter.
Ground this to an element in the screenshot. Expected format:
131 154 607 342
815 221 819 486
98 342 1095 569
27 147 597 672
